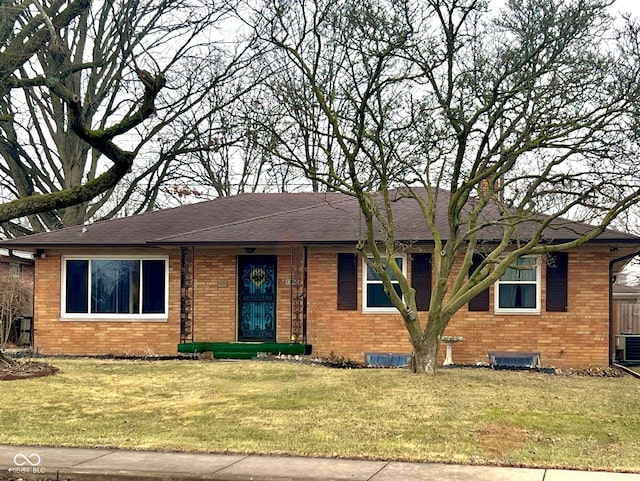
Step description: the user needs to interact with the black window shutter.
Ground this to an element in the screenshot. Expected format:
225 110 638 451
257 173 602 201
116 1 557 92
546 252 568 312
411 253 432 311
337 253 358 310
468 253 490 311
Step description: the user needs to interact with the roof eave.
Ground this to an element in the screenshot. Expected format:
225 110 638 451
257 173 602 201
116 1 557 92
4 235 639 250
0 242 154 250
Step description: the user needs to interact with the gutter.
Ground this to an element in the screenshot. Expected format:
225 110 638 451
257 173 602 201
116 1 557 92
609 249 640 365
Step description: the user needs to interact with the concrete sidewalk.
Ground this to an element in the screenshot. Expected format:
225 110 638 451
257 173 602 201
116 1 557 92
1 445 639 481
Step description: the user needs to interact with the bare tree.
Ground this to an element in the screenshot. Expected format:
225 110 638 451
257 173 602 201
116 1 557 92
255 0 640 373
0 0 254 234
144 78 312 205
154 86 294 201
0 0 165 231
0 275 32 350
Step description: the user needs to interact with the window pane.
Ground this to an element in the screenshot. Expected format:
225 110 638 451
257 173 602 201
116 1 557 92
142 260 165 314
367 283 402 308
501 266 518 281
367 264 380 281
517 267 537 281
66 260 88 313
367 257 403 281
499 284 536 308
501 257 537 281
516 257 537 281
91 260 140 314
394 258 403 278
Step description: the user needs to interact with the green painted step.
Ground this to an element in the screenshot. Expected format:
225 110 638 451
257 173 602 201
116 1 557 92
177 342 312 359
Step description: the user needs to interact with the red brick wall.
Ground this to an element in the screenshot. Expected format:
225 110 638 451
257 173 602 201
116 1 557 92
33 247 611 367
191 252 299 343
33 250 303 356
306 249 610 368
33 253 181 356
192 254 237 342
306 251 411 358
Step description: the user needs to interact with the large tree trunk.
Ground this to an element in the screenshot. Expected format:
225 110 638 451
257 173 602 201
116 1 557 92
409 309 450 375
411 335 441 374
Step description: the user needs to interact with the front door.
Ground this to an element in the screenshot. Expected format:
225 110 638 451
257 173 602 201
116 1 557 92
238 256 277 341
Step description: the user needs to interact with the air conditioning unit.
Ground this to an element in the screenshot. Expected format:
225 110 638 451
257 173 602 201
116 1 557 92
617 334 640 363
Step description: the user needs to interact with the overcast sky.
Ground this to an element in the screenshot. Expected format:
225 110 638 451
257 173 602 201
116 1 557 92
612 0 640 16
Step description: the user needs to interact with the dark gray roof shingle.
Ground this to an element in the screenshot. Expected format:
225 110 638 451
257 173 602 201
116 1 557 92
2 189 639 248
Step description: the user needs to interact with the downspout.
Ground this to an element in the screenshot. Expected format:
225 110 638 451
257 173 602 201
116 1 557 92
609 249 640 365
289 245 294 341
302 245 308 344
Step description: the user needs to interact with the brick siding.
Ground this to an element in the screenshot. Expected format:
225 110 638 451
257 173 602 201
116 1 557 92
33 247 610 367
306 249 610 368
33 253 181 356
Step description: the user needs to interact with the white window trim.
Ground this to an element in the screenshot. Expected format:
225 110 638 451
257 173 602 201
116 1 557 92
494 254 541 315
61 255 169 320
362 254 406 314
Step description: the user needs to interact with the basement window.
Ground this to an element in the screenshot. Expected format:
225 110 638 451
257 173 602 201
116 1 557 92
489 351 541 369
365 352 410 367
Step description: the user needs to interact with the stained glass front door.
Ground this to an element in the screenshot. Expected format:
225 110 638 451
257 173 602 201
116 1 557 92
238 256 276 341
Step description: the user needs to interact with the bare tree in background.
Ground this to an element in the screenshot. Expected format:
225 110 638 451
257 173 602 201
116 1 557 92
254 0 640 373
0 0 163 233
0 0 256 235
142 76 311 206
151 85 296 202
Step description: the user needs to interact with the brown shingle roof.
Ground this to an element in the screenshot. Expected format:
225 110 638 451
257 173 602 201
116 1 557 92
0 192 344 247
2 189 639 248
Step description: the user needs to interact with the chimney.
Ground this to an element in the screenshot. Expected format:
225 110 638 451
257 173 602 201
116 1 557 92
478 176 501 201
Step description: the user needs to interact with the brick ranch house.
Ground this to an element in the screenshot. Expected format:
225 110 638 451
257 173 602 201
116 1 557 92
2 189 640 368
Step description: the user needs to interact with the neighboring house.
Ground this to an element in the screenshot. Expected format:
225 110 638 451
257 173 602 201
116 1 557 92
0 249 35 346
0 248 35 280
2 189 640 368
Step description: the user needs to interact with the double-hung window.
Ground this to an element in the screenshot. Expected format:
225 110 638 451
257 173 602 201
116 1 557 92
363 255 405 312
63 257 168 319
495 255 540 314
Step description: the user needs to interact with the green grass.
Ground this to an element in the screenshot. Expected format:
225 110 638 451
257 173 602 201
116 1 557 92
1 359 640 472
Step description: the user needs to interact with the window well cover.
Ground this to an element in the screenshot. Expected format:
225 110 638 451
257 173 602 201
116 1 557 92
489 351 541 369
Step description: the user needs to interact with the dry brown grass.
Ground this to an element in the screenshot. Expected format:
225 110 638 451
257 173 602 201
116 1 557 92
0 358 639 472
477 423 528 458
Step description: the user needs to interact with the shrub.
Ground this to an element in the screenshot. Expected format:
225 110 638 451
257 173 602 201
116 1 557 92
0 275 32 349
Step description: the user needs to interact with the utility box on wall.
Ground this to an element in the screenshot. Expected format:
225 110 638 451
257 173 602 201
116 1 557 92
617 334 640 363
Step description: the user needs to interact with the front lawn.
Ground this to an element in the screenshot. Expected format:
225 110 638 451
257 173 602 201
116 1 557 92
0 359 639 472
